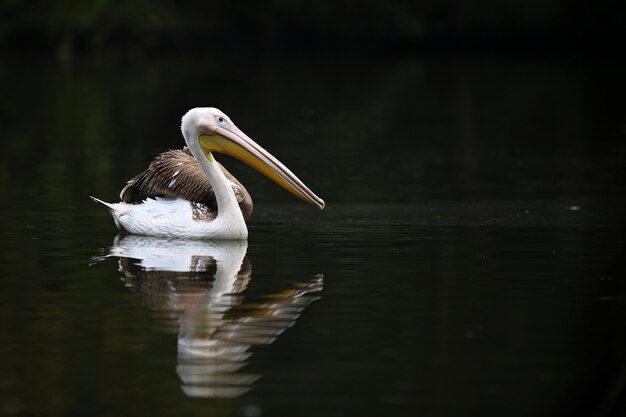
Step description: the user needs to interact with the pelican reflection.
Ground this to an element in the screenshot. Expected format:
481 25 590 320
97 235 322 398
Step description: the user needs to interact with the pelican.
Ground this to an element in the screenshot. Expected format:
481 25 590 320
92 107 325 239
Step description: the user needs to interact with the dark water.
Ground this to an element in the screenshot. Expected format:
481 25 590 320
0 55 625 416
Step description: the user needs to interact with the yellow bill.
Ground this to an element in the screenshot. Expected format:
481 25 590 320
198 126 325 209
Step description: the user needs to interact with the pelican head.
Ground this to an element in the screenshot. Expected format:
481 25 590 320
181 107 325 209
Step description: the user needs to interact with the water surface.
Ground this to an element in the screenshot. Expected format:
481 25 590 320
0 55 624 416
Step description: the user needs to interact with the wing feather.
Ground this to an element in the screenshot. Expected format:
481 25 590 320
120 148 253 220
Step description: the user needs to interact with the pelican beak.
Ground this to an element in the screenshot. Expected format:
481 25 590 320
198 126 325 209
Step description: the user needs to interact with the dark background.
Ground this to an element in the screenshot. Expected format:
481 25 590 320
1 0 625 59
1 0 625 206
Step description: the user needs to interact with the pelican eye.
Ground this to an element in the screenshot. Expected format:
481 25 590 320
218 117 225 123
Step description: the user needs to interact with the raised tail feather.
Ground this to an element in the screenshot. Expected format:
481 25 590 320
90 196 116 210
90 196 128 233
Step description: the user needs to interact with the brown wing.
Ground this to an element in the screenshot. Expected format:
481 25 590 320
120 147 253 220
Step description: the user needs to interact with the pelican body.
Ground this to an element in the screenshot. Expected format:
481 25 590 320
92 107 324 239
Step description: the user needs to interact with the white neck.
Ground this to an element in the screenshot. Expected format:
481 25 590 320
184 132 242 223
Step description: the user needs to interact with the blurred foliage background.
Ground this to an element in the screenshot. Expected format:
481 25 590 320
1 0 624 59
0 0 624 209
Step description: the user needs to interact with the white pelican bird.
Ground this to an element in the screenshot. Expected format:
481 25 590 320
92 107 325 239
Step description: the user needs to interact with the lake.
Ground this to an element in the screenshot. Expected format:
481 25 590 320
0 54 624 416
